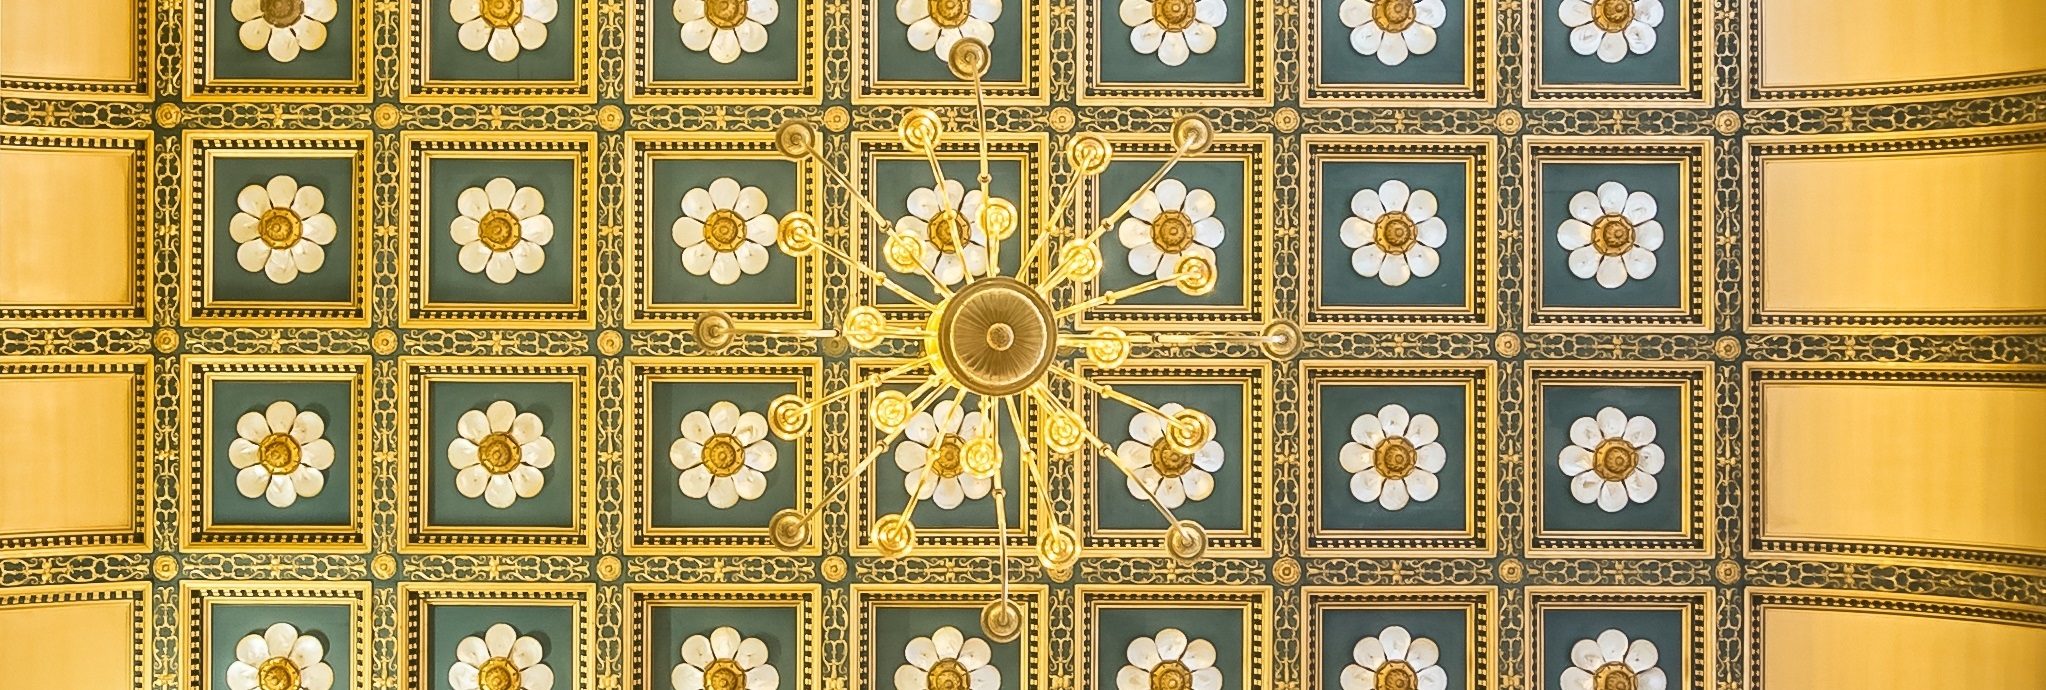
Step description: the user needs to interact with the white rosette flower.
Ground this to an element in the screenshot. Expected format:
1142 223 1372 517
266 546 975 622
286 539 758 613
1559 0 1662 63
1340 404 1445 511
453 0 560 62
1118 179 1224 281
672 626 780 690
1561 629 1665 690
1559 406 1663 513
449 623 554 690
231 175 337 285
897 0 1000 61
896 179 992 285
229 401 335 508
895 626 1000 690
1117 402 1224 510
675 177 776 285
676 0 780 64
233 0 338 62
1558 181 1661 289
448 400 556 509
1339 179 1446 287
895 400 991 510
1116 628 1222 690
672 401 777 509
1340 626 1447 690
1337 0 1446 66
452 177 555 285
1119 0 1228 67
227 622 335 690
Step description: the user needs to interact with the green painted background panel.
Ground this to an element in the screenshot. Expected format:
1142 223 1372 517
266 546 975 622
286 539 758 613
1539 385 1682 533
427 604 576 690
1096 160 1245 307
209 380 354 526
1094 382 1245 531
426 381 577 527
1319 160 1469 307
1096 0 1248 84
647 604 800 690
210 603 354 690
647 380 800 528
425 157 577 305
211 0 358 80
1317 383 1468 532
647 158 801 305
1538 162 1682 308
210 156 356 303
1319 607 1469 690
1538 608 1683 690
1316 0 1468 86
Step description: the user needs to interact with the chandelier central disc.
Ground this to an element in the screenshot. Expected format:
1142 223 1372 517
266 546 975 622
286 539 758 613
929 276 1057 397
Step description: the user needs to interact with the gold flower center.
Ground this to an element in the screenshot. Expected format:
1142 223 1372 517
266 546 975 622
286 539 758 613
1373 0 1417 32
703 209 747 253
1152 0 1198 31
257 656 300 690
927 659 970 690
928 210 966 253
479 0 524 29
477 209 524 252
704 659 747 690
1149 660 1193 690
476 432 523 475
930 434 966 478
1373 437 1417 480
702 433 746 478
1592 438 1638 481
927 0 972 28
261 0 305 27
1592 0 1635 32
1150 442 1195 479
1373 211 1419 254
1590 214 1635 257
257 208 304 250
258 433 303 475
478 657 523 690
1375 660 1418 690
704 0 749 29
1149 211 1196 253
1593 662 1638 690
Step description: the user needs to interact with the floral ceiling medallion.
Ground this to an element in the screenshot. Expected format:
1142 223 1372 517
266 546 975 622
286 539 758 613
690 38 1301 642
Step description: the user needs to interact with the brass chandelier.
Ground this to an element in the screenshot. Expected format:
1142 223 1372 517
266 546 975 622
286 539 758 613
690 39 1298 641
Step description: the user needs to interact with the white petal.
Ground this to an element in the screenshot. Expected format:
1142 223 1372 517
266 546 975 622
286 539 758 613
1379 475 1410 510
1353 637 1386 668
1378 30 1409 65
1569 471 1603 504
452 0 482 22
1624 470 1658 503
1596 479 1629 512
1635 0 1664 27
1623 415 1657 446
521 664 554 690
1561 667 1594 690
1594 407 1628 438
1568 190 1603 223
1558 218 1593 250
236 634 270 665
905 635 938 669
1406 637 1439 669
1351 21 1384 56
1623 22 1657 55
1560 445 1595 476
1635 443 1665 475
1636 667 1667 690
1126 635 1161 670
1195 0 1226 25
1130 21 1164 54
1623 190 1658 224
1380 626 1411 661
301 213 337 245
485 473 518 507
1119 0 1153 26
1351 467 1385 503
487 27 521 62
1626 638 1659 671
1558 0 1594 26
1633 219 1665 252
1622 246 1657 280
1597 30 1629 63
1183 22 1217 54
511 465 545 498
1595 255 1628 288
1352 244 1386 278
1416 666 1447 690
1415 442 1446 473
458 18 493 51
1571 638 1605 671
1568 23 1603 56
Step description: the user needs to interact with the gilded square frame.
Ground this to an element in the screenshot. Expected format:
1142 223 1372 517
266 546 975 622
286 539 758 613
400 131 598 328
626 0 822 104
181 580 374 690
624 131 824 330
0 128 154 328
1075 133 1275 330
1299 134 1496 331
624 583 824 690
0 11 151 100
1300 586 1498 690
1741 589 2046 687
179 355 374 552
1300 360 1497 558
1520 0 1711 107
1 583 153 685
1523 360 1714 558
850 0 1050 105
846 357 1044 557
1073 585 1272 690
1741 363 2046 573
1524 587 1714 690
1075 0 1274 106
399 0 599 102
623 356 824 556
182 0 373 101
1298 0 1494 106
1074 358 1274 558
0 355 153 556
1520 135 1713 333
398 356 598 555
849 130 1050 322
398 583 597 689
1737 0 2046 107
850 584 1050 690
182 130 374 326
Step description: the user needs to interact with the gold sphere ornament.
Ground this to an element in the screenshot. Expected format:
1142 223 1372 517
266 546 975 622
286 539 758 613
1493 331 1523 357
1497 558 1525 583
1714 335 1742 360
1271 106 1301 133
872 513 917 557
980 599 1024 643
1495 108 1524 135
370 553 398 580
767 394 810 440
595 556 622 581
1271 557 1301 586
1165 520 1206 561
823 106 852 132
769 508 811 550
821 555 848 581
1046 106 1077 132
152 555 180 580
153 328 180 353
596 330 624 356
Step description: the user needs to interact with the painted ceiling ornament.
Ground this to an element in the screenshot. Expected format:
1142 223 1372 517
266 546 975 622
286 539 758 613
450 623 555 690
453 177 555 285
1337 0 1446 66
228 622 335 690
1340 179 1445 287
675 0 779 64
453 0 559 62
896 400 993 510
1119 0 1227 67
897 0 1001 61
233 0 337 63
1119 402 1224 510
1118 628 1222 690
1340 404 1444 511
230 401 334 508
1341 625 1448 690
232 175 337 285
672 401 778 509
1560 406 1663 513
740 35 1305 644
673 626 780 690
895 626 1000 690
1562 629 1666 690
1119 178 1225 281
898 179 993 285
1560 0 1662 63
676 177 777 285
449 400 556 509
1558 181 1660 289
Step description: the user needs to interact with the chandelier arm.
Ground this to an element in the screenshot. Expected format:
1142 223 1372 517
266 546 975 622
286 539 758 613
1084 428 1185 530
1005 393 1057 531
971 76 1000 279
898 245 957 298
1145 332 1292 346
1052 273 1182 317
811 153 898 229
1045 366 1178 428
727 325 842 339
792 407 920 525
806 237 940 309
799 355 936 415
